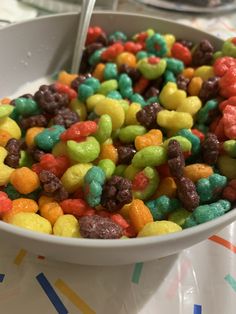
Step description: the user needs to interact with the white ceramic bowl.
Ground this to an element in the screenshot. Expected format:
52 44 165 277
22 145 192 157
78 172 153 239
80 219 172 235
0 12 235 265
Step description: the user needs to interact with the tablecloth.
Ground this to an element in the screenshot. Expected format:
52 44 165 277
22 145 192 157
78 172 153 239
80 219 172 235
0 1 236 313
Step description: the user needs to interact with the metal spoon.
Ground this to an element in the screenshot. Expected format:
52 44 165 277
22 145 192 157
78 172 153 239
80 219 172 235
71 0 96 73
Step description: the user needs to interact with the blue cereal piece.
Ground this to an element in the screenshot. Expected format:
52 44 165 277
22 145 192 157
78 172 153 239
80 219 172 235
84 166 106 207
183 199 231 228
145 195 181 221
196 173 227 203
35 125 65 151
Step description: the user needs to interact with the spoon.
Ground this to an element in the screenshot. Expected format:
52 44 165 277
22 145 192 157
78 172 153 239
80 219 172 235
71 0 96 74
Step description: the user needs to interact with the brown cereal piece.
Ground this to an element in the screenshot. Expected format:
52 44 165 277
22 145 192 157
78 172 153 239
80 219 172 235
201 133 220 165
4 138 23 168
199 77 220 103
20 114 48 129
136 102 163 130
192 39 214 67
116 144 136 165
176 176 200 211
167 140 185 179
52 107 80 129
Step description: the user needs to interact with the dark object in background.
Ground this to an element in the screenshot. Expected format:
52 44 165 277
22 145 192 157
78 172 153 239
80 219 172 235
173 0 233 7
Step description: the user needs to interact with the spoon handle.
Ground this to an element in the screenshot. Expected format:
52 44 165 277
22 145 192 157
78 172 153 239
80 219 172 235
71 0 96 74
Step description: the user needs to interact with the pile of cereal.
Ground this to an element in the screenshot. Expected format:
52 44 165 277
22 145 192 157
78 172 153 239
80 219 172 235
0 27 236 239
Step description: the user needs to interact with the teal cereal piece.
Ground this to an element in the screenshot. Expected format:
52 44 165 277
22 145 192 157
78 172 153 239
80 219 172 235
132 145 167 169
196 173 227 203
197 99 218 125
118 74 133 98
137 58 167 80
107 90 122 100
195 123 208 134
145 195 181 220
14 98 41 116
133 166 159 201
136 51 149 60
177 129 200 155
222 38 236 58
164 58 184 75
19 150 33 167
35 125 65 151
223 140 236 158
94 114 112 143
183 199 231 228
130 93 146 107
78 84 94 102
84 166 106 207
67 136 100 163
163 70 176 84
98 79 118 95
0 105 14 119
84 77 100 93
114 164 127 177
89 48 105 66
4 183 40 200
163 136 192 153
118 125 147 143
104 63 118 80
98 159 116 179
168 208 191 227
146 96 159 105
146 33 167 57
109 31 127 43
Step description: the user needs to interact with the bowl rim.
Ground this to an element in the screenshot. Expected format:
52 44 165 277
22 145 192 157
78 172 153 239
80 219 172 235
0 11 233 248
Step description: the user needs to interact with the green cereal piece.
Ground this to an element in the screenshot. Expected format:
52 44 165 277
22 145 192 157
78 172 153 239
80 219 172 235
133 166 159 201
163 70 176 84
114 164 127 177
137 58 167 80
168 208 191 227
145 196 181 220
35 125 65 151
213 51 223 60
94 114 112 143
14 98 41 116
130 93 146 107
177 129 200 155
119 73 133 98
98 159 116 179
84 77 100 93
124 164 139 180
183 216 197 228
104 63 118 80
223 140 236 158
118 99 129 112
197 99 218 125
98 79 118 95
118 125 147 143
78 84 94 102
4 183 40 200
84 166 106 207
146 33 167 57
217 155 236 179
146 96 159 105
109 31 127 43
132 146 167 169
196 173 227 203
195 123 208 134
136 51 149 60
89 48 105 66
67 136 100 163
19 150 33 167
222 39 236 57
0 105 14 119
164 58 184 75
107 90 122 99
163 136 192 152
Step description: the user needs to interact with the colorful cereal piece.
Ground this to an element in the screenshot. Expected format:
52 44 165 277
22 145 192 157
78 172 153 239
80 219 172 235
138 220 182 237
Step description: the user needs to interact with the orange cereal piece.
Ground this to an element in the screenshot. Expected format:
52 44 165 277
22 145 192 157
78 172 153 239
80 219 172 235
2 198 38 222
38 195 55 209
10 167 40 194
181 67 194 79
188 76 203 96
40 202 63 225
119 202 132 219
116 52 137 68
183 163 213 182
0 129 12 147
99 143 118 164
25 127 45 148
92 63 105 81
57 71 78 86
152 176 177 199
129 199 153 233
135 129 163 151
1 98 11 104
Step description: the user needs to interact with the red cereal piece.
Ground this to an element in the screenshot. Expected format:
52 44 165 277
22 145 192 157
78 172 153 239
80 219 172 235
132 171 149 191
171 42 192 66
60 121 98 142
191 129 205 142
0 191 12 215
81 208 96 217
110 213 129 229
123 225 137 238
86 26 103 45
219 67 236 98
124 41 142 54
222 105 236 139
133 77 150 94
156 163 171 178
148 56 160 64
32 154 70 178
135 32 148 43
60 199 92 217
213 56 236 77
101 42 124 61
219 96 236 112
54 82 77 100
72 187 85 199
97 210 111 218
209 116 227 141
222 179 236 202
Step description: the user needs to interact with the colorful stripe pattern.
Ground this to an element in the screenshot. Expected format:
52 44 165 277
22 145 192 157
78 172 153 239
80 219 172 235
132 262 144 284
36 273 68 314
225 274 236 292
209 235 236 254
0 274 5 283
14 249 27 266
193 304 202 314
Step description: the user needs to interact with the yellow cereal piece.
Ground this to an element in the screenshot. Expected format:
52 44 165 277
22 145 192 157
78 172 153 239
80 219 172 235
61 163 92 193
159 82 186 110
176 96 202 116
138 220 182 237
194 66 214 81
157 110 193 130
86 94 105 112
3 198 39 223
0 147 14 185
69 99 87 121
52 141 69 157
95 98 125 130
0 129 12 147
9 212 52 234
125 102 141 125
40 202 63 226
38 195 55 208
164 34 176 56
0 117 21 139
116 52 137 68
25 127 45 148
187 76 203 96
53 215 81 237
